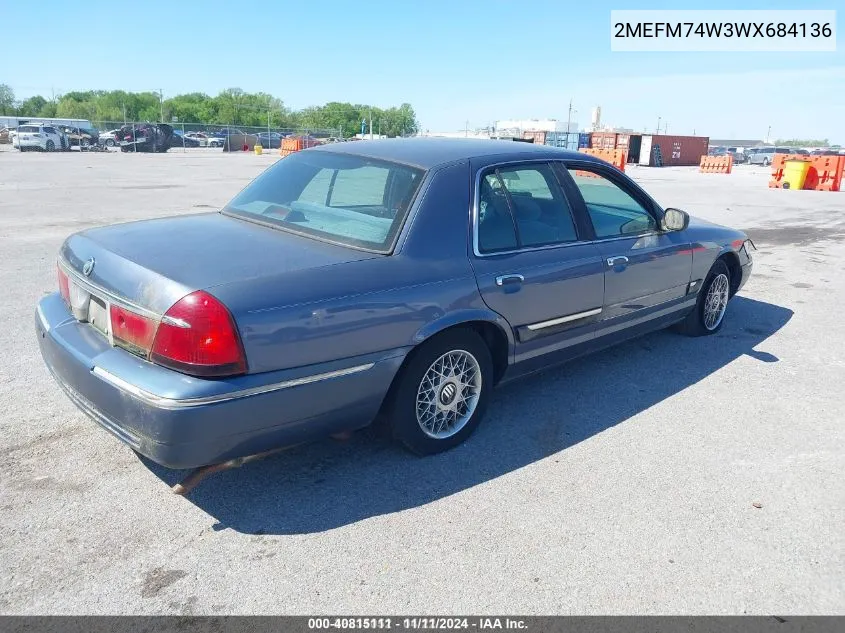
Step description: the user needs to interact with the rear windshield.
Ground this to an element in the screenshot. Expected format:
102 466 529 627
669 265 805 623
223 151 425 252
18 125 39 133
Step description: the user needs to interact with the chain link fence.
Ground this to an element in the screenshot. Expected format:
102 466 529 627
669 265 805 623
92 121 342 152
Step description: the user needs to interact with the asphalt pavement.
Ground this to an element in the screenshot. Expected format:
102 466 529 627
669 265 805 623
0 149 842 614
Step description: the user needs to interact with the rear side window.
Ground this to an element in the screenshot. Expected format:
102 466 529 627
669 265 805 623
223 151 424 252
477 163 578 253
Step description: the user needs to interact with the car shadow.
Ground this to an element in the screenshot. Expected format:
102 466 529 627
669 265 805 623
140 296 792 535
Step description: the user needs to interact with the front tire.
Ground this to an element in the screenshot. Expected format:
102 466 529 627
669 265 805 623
45 140 55 152
677 259 731 337
384 329 493 455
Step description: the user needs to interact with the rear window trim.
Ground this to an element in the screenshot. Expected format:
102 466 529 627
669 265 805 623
221 151 428 255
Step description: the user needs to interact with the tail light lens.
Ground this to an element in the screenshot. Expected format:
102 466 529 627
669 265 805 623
57 265 70 305
150 291 246 377
110 304 157 355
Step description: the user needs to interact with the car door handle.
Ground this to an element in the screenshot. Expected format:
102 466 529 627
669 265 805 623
495 274 524 286
606 256 629 267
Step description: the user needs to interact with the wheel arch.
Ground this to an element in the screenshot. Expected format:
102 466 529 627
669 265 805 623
411 311 513 385
717 250 742 297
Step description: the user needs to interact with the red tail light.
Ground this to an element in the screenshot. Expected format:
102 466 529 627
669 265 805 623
57 264 70 305
110 304 157 355
150 291 246 377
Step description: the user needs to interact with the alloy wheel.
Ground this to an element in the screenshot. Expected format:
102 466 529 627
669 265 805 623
703 273 730 331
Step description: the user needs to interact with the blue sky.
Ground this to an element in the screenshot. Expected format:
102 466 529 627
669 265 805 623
2 0 842 141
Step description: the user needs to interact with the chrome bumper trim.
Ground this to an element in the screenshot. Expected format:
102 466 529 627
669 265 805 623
91 362 376 410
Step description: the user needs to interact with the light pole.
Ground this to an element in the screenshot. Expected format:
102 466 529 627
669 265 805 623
656 116 661 135
766 125 772 143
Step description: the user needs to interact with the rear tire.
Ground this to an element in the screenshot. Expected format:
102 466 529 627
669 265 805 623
762 157 770 167
105 138 115 147
676 259 731 337
383 329 493 455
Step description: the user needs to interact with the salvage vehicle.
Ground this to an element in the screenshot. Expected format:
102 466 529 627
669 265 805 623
99 129 121 147
169 130 202 148
185 132 209 146
118 122 173 152
58 126 100 150
36 139 753 475
13 123 64 151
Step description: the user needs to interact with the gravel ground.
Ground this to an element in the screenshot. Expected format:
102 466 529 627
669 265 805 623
0 148 842 614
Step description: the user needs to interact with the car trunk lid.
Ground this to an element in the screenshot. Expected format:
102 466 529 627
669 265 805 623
60 212 379 317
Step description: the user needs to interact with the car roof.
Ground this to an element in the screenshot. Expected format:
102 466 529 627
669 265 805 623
309 137 591 169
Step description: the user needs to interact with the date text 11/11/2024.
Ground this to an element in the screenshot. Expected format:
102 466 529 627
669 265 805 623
307 617 528 630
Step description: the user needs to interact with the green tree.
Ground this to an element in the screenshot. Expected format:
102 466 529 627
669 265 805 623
0 84 15 115
0 85 415 135
774 138 829 147
18 95 48 116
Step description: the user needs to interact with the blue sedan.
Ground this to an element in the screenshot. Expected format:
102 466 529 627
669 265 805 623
36 139 752 473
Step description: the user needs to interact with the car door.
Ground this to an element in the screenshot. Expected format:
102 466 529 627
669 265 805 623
469 160 605 366
558 159 692 333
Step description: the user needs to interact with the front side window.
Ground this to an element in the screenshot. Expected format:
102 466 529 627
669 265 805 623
477 163 578 253
223 151 424 252
566 166 657 238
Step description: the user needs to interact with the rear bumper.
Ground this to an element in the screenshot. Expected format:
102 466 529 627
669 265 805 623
36 293 406 469
15 139 45 149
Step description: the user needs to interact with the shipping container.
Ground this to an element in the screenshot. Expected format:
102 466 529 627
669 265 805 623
590 132 617 150
543 131 578 150
578 133 591 148
627 135 643 163
522 130 546 145
648 134 710 166
615 133 643 163
639 135 653 165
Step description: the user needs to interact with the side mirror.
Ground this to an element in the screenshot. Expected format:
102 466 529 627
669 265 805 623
661 208 689 232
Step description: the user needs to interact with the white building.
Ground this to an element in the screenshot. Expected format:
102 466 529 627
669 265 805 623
494 118 579 137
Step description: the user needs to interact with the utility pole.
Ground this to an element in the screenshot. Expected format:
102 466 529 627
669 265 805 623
369 108 373 140
656 116 661 135
766 125 772 143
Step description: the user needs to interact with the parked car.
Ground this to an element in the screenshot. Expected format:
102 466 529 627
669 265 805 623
117 122 174 152
185 132 208 147
169 131 202 148
12 123 64 152
0 127 11 144
36 139 753 471
749 147 798 167
98 129 121 147
205 134 225 148
58 126 100 149
710 146 745 163
255 131 286 149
